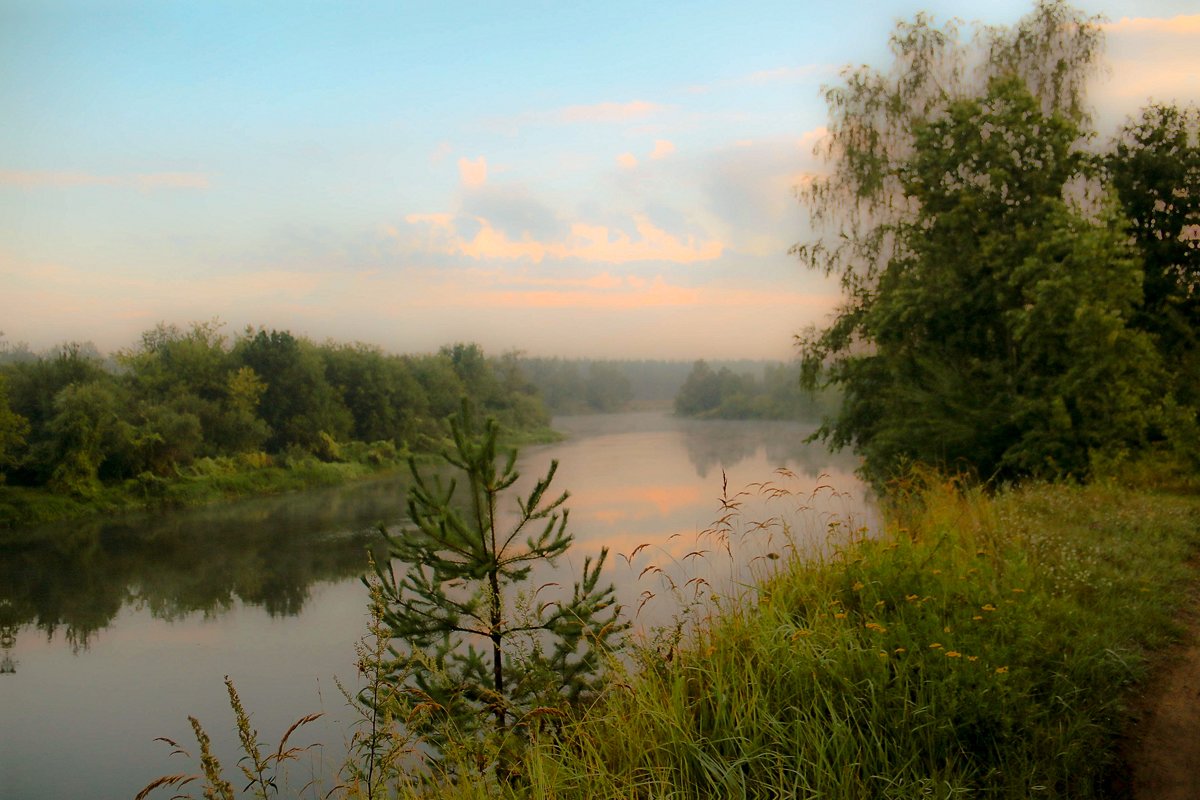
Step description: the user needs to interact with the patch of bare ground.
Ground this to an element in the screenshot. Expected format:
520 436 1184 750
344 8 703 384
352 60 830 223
1112 564 1200 799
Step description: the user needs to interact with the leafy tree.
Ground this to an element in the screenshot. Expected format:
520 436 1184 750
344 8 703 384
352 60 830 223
584 362 633 412
1108 104 1200 406
371 402 625 774
0 373 30 480
234 328 352 454
796 2 1161 481
321 342 427 447
45 380 127 496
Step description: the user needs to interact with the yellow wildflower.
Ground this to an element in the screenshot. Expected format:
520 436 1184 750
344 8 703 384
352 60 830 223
929 643 943 650
943 625 952 634
972 615 983 621
945 651 962 658
1011 588 1025 594
905 594 919 602
931 569 942 575
834 612 847 619
865 622 888 633
967 656 979 662
852 581 865 592
995 666 1009 674
894 647 907 654
981 604 997 612
792 629 813 640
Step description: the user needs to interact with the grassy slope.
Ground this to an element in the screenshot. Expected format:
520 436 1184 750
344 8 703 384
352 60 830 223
499 472 1200 799
139 468 1200 799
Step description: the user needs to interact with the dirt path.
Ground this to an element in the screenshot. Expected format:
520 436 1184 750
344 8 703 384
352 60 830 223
1117 594 1200 798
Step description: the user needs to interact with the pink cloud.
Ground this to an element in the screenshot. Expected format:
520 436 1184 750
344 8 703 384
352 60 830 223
0 170 210 190
1101 14 1200 34
457 156 488 188
1094 15 1200 109
404 212 723 265
650 139 675 159
617 152 639 169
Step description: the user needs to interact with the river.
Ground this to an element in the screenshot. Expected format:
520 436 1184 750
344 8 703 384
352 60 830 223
0 411 872 800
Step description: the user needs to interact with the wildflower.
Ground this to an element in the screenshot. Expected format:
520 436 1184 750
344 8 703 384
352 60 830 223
905 594 919 602
878 651 889 659
865 622 887 633
945 651 962 658
792 629 813 640
834 612 847 619
1011 588 1025 594
894 647 907 654
931 569 942 575
852 581 865 592
972 615 983 621
943 625 952 634
875 600 886 608
995 666 1009 674
967 656 979 662
929 643 943 650
981 604 997 612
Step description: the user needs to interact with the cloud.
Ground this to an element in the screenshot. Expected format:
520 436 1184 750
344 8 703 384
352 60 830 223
430 141 454 163
460 183 569 241
457 156 488 188
694 131 825 256
559 100 661 123
1093 14 1200 113
617 152 639 169
400 212 723 265
1100 14 1200 34
650 139 676 160
0 170 211 190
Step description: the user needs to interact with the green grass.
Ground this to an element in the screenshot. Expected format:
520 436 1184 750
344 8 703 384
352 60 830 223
506 473 1200 798
141 468 1200 799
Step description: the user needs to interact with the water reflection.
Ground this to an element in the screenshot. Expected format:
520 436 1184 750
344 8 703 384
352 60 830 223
0 411 873 800
0 477 405 652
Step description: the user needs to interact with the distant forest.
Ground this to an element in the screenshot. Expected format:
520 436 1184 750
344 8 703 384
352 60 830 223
0 324 551 503
0 325 824 517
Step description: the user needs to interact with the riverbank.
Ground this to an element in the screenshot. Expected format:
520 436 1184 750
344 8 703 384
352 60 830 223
0 425 561 531
358 467 1199 798
133 464 1200 799
502 469 1200 798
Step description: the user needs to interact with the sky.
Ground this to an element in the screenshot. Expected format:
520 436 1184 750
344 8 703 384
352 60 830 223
2 0 1198 360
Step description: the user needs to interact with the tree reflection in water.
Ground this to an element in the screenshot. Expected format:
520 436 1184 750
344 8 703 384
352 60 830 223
0 474 410 651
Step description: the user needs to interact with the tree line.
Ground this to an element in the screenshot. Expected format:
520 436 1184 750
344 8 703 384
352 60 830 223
0 324 549 498
673 359 839 421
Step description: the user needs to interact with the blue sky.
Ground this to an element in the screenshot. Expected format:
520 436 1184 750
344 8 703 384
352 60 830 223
2 0 1197 358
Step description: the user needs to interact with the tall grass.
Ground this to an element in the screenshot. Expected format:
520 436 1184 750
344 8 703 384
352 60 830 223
142 469 1200 799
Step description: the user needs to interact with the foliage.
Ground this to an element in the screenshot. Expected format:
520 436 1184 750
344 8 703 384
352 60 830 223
673 359 835 420
371 401 625 775
1107 104 1200 409
0 373 29 481
796 2 1165 482
0 322 555 522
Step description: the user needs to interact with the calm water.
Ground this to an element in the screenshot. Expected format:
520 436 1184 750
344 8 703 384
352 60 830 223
0 411 871 800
